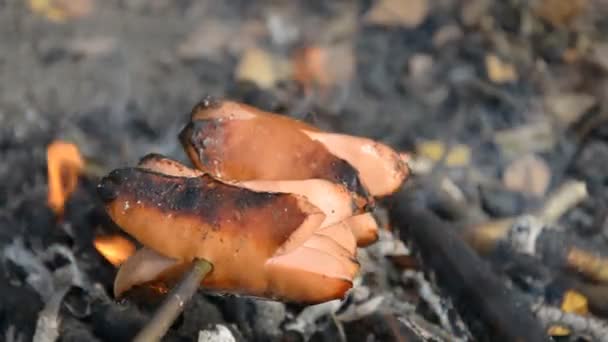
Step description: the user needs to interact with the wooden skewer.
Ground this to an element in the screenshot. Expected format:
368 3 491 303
133 258 213 342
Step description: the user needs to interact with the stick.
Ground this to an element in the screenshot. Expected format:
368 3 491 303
388 192 548 341
133 258 213 342
536 180 587 225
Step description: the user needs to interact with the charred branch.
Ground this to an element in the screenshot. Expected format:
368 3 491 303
389 191 549 341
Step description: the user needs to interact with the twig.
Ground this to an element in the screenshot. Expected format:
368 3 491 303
133 258 212 342
398 314 458 342
536 180 588 225
284 300 342 339
401 270 461 339
465 179 589 255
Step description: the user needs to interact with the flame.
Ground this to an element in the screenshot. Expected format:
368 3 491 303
47 141 85 217
94 235 136 267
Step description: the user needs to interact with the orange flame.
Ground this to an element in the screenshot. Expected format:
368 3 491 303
94 235 136 267
47 141 85 217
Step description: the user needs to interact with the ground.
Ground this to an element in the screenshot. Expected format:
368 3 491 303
2 0 608 341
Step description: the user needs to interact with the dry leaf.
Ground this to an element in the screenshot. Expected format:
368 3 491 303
461 0 491 26
28 0 93 23
561 290 589 315
432 25 463 47
235 48 290 89
364 0 429 28
534 0 587 27
494 121 556 158
544 93 596 126
416 140 471 167
503 154 551 197
293 43 355 93
177 20 263 60
588 43 608 72
548 290 589 336
68 36 116 58
485 54 518 83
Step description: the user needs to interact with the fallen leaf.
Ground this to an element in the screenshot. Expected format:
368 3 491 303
293 43 355 93
28 0 93 23
548 290 588 336
177 20 263 60
68 36 116 58
432 25 464 47
494 121 556 158
485 54 518 83
534 0 587 27
416 140 471 167
562 290 589 315
547 325 570 336
588 43 608 72
235 48 290 89
364 0 429 28
177 21 235 60
544 93 596 126
503 154 551 197
461 0 491 26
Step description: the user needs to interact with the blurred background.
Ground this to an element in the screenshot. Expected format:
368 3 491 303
4 0 608 341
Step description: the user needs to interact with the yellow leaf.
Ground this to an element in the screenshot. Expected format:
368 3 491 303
28 0 93 23
364 0 429 28
416 140 471 167
236 48 290 89
548 325 570 336
548 290 589 336
485 54 518 83
561 290 588 315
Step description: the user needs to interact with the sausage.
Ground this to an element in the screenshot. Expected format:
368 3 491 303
99 158 359 303
178 100 374 199
138 153 372 246
178 99 409 197
100 99 411 304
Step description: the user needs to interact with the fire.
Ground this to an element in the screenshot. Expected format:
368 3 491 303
94 235 136 267
46 140 85 217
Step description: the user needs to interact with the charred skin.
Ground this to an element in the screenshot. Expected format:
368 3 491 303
98 166 358 303
137 153 375 248
179 101 371 202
